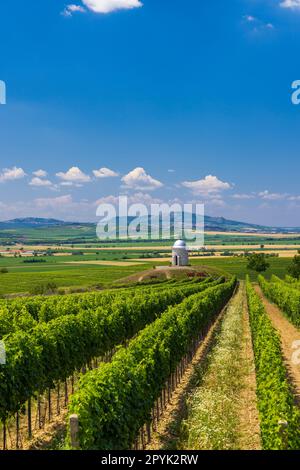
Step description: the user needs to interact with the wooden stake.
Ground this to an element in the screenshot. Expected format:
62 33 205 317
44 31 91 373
70 414 80 449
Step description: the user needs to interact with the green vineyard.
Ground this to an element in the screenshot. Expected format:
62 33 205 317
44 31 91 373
0 270 300 451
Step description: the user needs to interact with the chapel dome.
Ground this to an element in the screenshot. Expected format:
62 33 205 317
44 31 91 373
173 240 187 249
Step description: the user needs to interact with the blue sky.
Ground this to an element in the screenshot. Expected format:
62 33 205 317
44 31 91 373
0 0 300 225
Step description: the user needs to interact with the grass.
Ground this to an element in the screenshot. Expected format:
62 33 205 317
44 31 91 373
179 285 246 450
0 255 293 295
191 257 292 281
0 264 150 295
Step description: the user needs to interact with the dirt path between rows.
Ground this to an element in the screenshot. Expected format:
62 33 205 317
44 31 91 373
238 284 261 450
254 284 300 404
146 284 261 450
145 300 227 450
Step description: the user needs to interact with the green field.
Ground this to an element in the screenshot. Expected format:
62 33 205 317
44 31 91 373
0 264 152 295
0 254 293 295
190 257 292 281
1 223 300 247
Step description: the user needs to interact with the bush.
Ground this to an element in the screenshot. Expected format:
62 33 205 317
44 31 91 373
0 268 8 274
247 253 270 273
288 254 300 280
30 282 58 295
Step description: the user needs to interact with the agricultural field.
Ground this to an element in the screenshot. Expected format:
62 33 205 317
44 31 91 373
0 260 300 451
0 225 300 451
0 256 294 296
0 236 297 295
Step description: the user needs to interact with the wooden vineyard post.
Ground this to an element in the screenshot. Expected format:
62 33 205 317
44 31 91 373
16 412 20 449
152 408 156 432
64 380 68 407
146 422 151 443
38 396 42 429
70 414 80 449
278 420 288 450
2 420 6 451
48 388 52 422
28 398 32 439
57 383 60 416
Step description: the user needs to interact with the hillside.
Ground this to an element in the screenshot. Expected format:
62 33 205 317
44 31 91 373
0 216 299 233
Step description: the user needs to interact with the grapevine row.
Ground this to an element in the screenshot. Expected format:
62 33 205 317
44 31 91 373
0 277 210 338
258 275 300 327
0 277 220 419
246 278 300 450
67 277 236 450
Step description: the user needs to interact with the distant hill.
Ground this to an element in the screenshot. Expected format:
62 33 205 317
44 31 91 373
0 216 299 233
0 218 93 229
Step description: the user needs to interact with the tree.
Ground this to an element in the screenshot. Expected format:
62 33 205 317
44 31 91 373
288 252 300 280
247 253 270 273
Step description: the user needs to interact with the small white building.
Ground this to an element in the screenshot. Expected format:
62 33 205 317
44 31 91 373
172 240 189 267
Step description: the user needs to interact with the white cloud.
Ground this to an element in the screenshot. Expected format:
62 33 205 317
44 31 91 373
244 15 256 22
33 169 48 178
29 177 54 188
206 198 227 208
258 190 288 201
59 181 75 187
95 192 163 207
242 14 275 32
81 0 143 14
62 4 86 16
280 0 300 9
232 193 255 200
93 167 119 178
56 166 91 184
35 194 73 209
182 175 232 195
0 167 26 183
122 167 163 191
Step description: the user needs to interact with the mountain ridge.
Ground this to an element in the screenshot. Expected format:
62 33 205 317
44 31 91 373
0 216 299 233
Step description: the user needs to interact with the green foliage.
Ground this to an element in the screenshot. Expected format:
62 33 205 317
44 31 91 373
0 278 219 420
247 253 270 273
287 254 300 280
30 282 58 295
246 278 300 450
0 277 214 338
285 275 300 289
68 278 236 450
258 275 300 327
